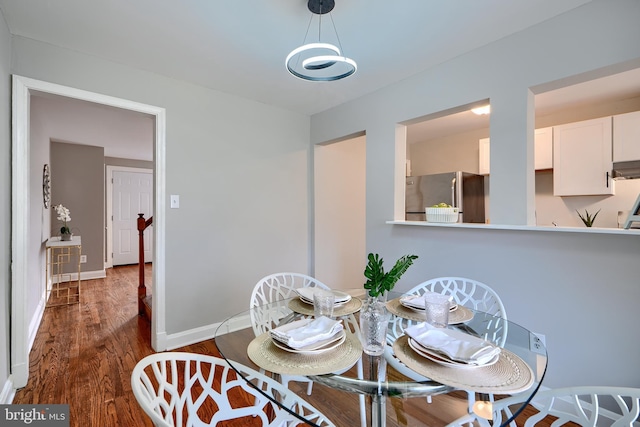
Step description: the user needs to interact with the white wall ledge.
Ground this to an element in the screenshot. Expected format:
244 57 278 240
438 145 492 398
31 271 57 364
386 220 640 235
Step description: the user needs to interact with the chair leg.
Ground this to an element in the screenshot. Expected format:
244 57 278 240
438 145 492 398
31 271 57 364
255 368 266 405
306 381 313 395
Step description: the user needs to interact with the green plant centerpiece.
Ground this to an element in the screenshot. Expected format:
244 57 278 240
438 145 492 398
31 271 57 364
363 253 419 298
576 209 600 227
360 252 418 356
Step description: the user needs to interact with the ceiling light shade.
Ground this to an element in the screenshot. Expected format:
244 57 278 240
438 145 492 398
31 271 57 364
471 105 491 115
286 0 357 82
472 397 493 420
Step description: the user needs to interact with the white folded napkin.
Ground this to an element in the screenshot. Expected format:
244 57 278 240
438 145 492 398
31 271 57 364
269 317 344 349
405 322 501 365
400 293 457 311
295 287 351 304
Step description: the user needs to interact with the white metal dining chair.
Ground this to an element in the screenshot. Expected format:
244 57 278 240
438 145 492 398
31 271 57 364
131 352 336 427
384 277 507 410
446 386 640 426
250 272 366 427
250 272 330 395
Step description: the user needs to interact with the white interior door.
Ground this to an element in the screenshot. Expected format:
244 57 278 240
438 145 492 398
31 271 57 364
112 170 153 265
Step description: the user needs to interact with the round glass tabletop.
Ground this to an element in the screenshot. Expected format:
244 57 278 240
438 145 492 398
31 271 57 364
214 292 547 427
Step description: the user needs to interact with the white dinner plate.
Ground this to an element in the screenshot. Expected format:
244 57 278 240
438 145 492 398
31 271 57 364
400 295 458 312
298 296 351 307
408 337 499 369
295 288 352 306
271 330 346 354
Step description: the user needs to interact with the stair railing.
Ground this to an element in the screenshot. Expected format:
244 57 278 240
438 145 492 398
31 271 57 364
137 213 153 315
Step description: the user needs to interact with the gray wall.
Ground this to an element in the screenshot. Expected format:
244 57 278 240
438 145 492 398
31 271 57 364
0 4 11 402
50 141 105 273
311 0 640 390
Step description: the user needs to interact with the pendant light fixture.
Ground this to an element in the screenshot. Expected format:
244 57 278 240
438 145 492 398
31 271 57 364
472 395 494 420
286 0 357 81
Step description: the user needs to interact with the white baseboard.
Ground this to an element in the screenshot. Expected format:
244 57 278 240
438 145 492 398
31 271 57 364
51 269 106 284
28 297 46 353
80 269 107 281
164 313 251 351
0 376 15 404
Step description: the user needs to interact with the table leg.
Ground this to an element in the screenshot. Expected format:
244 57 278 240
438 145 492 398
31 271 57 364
368 355 387 427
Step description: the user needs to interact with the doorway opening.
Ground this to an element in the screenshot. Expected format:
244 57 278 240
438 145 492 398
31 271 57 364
314 134 366 288
11 75 167 389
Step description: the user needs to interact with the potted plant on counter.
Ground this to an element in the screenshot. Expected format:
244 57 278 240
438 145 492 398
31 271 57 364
576 209 600 227
360 253 418 355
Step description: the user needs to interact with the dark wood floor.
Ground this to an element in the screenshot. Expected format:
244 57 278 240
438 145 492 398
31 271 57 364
12 264 224 426
13 265 550 427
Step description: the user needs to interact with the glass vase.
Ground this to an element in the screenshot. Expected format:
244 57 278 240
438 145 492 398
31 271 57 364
359 295 391 356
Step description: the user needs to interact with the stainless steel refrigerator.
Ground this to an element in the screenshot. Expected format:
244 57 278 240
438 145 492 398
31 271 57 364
405 172 485 223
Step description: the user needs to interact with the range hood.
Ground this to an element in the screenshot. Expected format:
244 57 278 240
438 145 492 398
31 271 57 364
612 160 640 179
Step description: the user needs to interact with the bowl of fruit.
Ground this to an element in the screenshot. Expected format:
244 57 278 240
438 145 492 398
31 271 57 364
425 203 459 223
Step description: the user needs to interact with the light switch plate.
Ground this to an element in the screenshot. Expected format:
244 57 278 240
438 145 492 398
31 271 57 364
170 195 180 209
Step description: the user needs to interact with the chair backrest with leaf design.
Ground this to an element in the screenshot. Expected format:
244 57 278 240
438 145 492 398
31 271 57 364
131 352 336 427
447 386 640 426
407 276 507 345
250 272 329 336
385 276 508 412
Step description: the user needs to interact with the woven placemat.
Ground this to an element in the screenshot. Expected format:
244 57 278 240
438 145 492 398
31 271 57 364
386 297 474 324
392 335 534 394
247 330 363 376
288 296 363 317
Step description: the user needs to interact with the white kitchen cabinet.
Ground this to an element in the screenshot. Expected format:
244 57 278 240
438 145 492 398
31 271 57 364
478 137 490 175
613 111 640 162
534 127 553 170
477 127 553 175
553 117 614 196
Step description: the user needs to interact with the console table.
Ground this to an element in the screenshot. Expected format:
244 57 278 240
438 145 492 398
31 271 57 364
45 236 82 306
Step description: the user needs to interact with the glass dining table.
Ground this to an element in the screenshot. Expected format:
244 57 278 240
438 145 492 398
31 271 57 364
213 291 547 427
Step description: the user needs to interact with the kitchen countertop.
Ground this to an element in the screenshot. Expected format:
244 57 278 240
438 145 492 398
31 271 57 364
386 220 640 235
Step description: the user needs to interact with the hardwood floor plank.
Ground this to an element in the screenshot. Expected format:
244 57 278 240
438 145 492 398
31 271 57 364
14 265 188 426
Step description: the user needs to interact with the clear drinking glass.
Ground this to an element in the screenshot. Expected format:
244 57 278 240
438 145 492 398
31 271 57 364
424 293 450 328
313 289 336 318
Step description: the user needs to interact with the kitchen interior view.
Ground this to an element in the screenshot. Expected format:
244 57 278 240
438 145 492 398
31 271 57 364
404 66 640 229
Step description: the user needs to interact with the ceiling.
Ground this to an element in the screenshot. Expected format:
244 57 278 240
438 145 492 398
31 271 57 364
0 0 597 116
